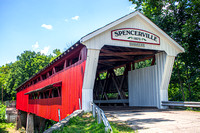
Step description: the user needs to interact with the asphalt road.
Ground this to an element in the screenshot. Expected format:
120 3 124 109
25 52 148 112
102 107 200 133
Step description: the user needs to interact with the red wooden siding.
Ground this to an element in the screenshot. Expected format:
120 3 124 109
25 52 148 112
16 46 87 122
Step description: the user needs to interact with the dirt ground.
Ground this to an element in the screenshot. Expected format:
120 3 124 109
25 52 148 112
102 107 200 133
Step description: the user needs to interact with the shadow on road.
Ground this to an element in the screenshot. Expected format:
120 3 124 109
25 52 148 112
103 106 176 130
126 118 174 130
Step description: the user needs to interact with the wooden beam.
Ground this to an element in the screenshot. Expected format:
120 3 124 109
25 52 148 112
100 49 114 54
111 71 126 106
98 55 155 72
99 71 109 101
112 69 127 98
134 55 154 63
116 47 125 52
100 53 134 60
98 62 114 67
99 59 133 62
97 64 127 73
104 92 109 100
100 51 155 56
94 99 129 104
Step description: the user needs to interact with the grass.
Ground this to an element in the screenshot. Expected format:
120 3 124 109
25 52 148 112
186 107 200 112
52 112 134 133
0 122 25 133
0 122 16 133
110 121 135 133
170 106 200 112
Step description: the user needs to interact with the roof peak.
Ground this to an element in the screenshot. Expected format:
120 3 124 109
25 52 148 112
80 10 184 53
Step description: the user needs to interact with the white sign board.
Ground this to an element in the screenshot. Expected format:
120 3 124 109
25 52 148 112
111 28 160 45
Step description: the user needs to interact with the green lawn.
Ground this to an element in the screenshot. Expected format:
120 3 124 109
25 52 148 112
0 122 16 133
0 122 26 133
52 112 134 133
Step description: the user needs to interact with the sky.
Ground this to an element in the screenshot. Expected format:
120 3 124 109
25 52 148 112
0 0 136 66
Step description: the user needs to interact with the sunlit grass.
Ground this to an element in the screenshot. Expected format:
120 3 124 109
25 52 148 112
52 112 134 133
0 122 15 133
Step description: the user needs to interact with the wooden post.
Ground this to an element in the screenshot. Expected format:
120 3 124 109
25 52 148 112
26 113 34 133
16 110 22 130
132 61 135 70
92 104 95 117
40 75 42 81
151 55 156 66
99 71 109 101
53 67 56 74
58 109 61 122
64 60 67 68
97 109 101 124
39 117 46 133
47 72 50 78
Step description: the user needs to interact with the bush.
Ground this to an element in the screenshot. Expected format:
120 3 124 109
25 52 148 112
0 102 6 122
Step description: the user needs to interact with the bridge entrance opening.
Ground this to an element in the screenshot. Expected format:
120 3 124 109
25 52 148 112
93 45 160 107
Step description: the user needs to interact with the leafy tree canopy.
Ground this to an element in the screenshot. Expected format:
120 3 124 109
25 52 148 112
129 0 200 101
0 49 61 101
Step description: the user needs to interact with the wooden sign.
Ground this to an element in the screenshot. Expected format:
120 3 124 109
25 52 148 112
111 28 160 45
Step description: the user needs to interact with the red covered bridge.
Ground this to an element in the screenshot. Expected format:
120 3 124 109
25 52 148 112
16 45 87 121
16 11 184 132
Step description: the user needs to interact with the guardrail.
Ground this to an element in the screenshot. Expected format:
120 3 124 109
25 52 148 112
162 101 200 108
91 102 112 132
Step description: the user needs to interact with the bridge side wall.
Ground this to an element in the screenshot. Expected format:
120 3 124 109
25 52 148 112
16 60 86 121
128 65 158 107
128 52 175 108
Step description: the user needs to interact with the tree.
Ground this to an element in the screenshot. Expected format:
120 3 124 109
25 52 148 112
50 49 62 62
129 0 200 101
0 64 11 101
0 49 61 101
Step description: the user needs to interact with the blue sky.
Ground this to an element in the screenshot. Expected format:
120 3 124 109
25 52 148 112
0 0 136 66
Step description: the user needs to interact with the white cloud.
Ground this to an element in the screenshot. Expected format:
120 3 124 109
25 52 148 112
64 19 68 22
32 41 39 49
40 46 50 55
129 4 137 11
71 16 79 20
41 24 53 30
6 61 11 64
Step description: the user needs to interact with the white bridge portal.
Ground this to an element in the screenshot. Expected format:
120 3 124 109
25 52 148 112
80 11 184 111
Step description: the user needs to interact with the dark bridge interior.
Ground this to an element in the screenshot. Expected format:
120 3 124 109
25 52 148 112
93 45 161 106
97 45 158 72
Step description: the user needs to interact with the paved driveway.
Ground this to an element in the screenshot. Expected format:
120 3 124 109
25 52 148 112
102 107 200 133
